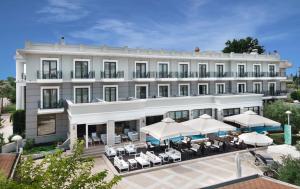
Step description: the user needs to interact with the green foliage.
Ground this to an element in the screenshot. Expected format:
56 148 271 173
264 100 300 133
290 90 300 101
23 138 35 151
14 140 121 188
12 110 25 136
223 37 265 54
268 133 284 145
2 104 16 114
276 156 300 186
23 145 57 155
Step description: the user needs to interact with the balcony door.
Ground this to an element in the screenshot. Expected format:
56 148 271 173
104 86 117 102
158 85 169 97
179 84 189 96
269 82 276 95
237 83 246 93
216 64 224 77
75 87 89 103
104 61 117 78
42 60 57 79
268 65 275 76
136 62 147 78
216 83 225 94
253 83 261 93
75 61 89 78
254 65 261 77
198 84 208 95
199 64 207 78
136 85 147 99
238 64 245 77
179 63 189 78
42 88 58 109
158 63 169 78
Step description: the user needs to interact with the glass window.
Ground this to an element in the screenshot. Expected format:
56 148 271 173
244 106 260 115
37 114 56 136
237 83 246 93
199 64 207 78
179 64 188 78
238 65 245 77
75 88 89 103
269 83 276 95
198 84 208 95
105 87 117 102
42 60 57 79
167 110 189 122
254 65 260 77
159 85 169 97
192 109 212 119
42 88 58 109
136 63 147 78
223 108 240 117
136 85 147 99
254 83 261 93
216 64 224 77
104 62 117 78
159 63 168 78
75 61 89 78
269 65 275 75
179 84 189 96
216 84 225 94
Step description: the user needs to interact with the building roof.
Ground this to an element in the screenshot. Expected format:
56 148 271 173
0 153 17 178
203 175 299 189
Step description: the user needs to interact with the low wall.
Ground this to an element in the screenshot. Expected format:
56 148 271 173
1 140 26 153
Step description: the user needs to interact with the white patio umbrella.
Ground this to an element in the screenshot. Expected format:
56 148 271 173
238 132 273 146
223 110 281 127
140 117 198 141
182 114 236 134
267 144 300 159
11 135 23 153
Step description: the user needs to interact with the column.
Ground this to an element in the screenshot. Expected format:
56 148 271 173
139 117 146 142
189 110 193 120
260 106 264 116
240 107 244 114
217 109 223 121
85 124 89 149
107 120 115 145
69 124 77 151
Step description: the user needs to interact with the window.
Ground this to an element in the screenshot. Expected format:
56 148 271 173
37 114 56 136
199 63 208 78
253 64 261 77
104 86 117 102
244 106 260 115
41 87 58 109
268 64 276 77
198 83 208 95
74 60 89 79
179 63 189 78
216 64 224 77
192 109 212 119
158 84 169 97
135 62 147 78
216 83 225 94
179 84 189 96
237 83 246 93
74 87 89 103
158 63 169 78
41 59 58 79
253 82 262 93
167 110 189 122
237 64 246 77
268 82 276 96
135 85 148 99
223 108 240 117
104 61 117 78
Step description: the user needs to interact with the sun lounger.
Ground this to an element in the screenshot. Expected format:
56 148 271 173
128 131 139 142
146 151 162 166
165 148 181 162
124 143 137 155
114 156 129 172
91 132 101 144
135 152 150 168
100 134 107 144
83 135 93 145
115 135 121 144
105 145 117 158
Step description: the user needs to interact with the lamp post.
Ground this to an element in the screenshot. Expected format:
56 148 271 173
285 110 292 125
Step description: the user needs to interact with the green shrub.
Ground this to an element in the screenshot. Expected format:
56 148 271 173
3 104 16 114
24 138 35 150
290 90 300 101
12 110 25 136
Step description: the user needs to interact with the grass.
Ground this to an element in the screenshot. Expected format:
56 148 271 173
23 144 57 155
268 132 300 145
2 104 16 114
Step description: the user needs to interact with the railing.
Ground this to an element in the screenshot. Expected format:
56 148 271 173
37 71 62 79
21 73 26 80
100 71 124 79
71 71 95 79
38 99 64 109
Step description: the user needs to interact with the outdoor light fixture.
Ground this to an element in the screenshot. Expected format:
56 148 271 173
285 110 292 125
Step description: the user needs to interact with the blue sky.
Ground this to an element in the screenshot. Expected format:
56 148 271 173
1 0 300 79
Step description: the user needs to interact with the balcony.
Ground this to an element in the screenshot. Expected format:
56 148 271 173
36 70 63 83
100 71 124 81
71 71 95 83
21 73 26 80
37 99 65 114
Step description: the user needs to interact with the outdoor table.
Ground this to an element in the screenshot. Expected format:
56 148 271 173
117 147 125 155
128 159 137 169
159 153 169 163
121 134 129 142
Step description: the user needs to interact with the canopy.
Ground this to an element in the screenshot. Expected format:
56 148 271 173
238 132 273 146
223 110 281 127
182 114 236 134
140 117 198 141
267 144 300 159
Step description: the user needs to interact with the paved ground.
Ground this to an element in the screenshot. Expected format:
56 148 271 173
0 114 13 143
93 151 262 189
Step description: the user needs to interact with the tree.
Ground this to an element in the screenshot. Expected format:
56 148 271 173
0 140 121 188
222 37 265 54
0 80 13 113
275 153 300 186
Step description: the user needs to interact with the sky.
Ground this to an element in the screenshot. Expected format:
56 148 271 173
0 0 300 79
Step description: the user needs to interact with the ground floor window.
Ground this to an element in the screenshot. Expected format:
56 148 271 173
237 83 246 93
158 84 169 97
74 86 89 103
179 84 189 96
216 83 225 94
223 108 240 117
104 86 117 101
244 106 260 115
167 110 189 122
192 108 212 119
135 85 148 99
37 114 56 136
146 115 163 125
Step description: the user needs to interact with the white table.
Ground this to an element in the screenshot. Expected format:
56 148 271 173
128 159 137 169
117 147 125 155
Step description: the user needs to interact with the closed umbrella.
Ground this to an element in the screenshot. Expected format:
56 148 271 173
238 132 273 146
223 110 281 127
182 114 236 134
140 117 198 141
235 152 242 178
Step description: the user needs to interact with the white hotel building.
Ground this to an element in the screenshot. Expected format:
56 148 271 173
15 41 291 148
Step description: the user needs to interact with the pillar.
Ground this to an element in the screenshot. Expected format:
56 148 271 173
139 117 146 142
240 107 244 114
85 124 89 149
217 109 223 121
189 110 193 120
260 106 264 116
107 120 115 145
69 124 77 150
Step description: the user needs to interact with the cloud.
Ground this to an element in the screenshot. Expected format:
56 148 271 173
37 0 88 22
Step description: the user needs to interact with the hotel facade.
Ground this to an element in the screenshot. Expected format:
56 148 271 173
15 41 291 148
